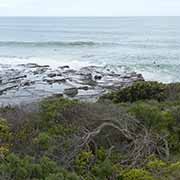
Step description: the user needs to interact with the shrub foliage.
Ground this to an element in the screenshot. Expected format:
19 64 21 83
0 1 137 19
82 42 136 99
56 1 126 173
0 82 180 179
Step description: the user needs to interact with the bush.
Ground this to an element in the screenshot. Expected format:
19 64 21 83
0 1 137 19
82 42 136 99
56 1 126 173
33 132 52 150
1 88 180 179
92 159 114 179
147 159 180 180
123 169 154 180
0 153 80 180
100 81 167 103
0 118 12 157
0 118 12 143
39 97 78 128
128 102 175 132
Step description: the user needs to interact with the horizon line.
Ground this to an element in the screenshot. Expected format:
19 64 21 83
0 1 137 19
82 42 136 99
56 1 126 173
0 15 180 18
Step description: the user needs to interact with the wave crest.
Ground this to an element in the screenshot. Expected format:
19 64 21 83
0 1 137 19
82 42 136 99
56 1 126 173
0 41 116 47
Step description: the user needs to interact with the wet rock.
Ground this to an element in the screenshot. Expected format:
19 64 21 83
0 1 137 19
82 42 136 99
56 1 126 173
94 75 102 80
43 78 66 84
26 63 50 68
78 73 97 86
47 73 57 78
64 87 78 97
22 81 35 86
59 65 70 69
9 75 27 81
87 80 97 86
137 74 144 81
63 69 77 74
122 74 132 79
26 63 39 68
57 73 62 77
0 85 18 95
78 86 89 91
80 73 92 80
47 73 62 78
0 63 144 105
33 67 48 75
50 93 63 98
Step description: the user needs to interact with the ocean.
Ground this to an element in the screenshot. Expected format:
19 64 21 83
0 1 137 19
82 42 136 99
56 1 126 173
0 16 180 83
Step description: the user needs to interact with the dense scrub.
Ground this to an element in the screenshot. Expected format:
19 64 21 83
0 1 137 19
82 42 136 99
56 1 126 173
1 81 180 179
100 81 180 103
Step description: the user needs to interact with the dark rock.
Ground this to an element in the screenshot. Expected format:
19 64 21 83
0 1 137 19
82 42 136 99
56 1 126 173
0 63 145 105
9 75 27 81
122 75 131 79
94 75 102 80
87 80 97 86
51 93 63 98
137 74 144 81
85 73 93 81
26 63 39 68
78 86 89 91
59 65 70 69
79 73 92 80
33 68 48 75
22 81 35 86
47 73 57 78
63 69 77 74
0 85 18 95
64 87 78 97
27 63 50 68
44 78 66 84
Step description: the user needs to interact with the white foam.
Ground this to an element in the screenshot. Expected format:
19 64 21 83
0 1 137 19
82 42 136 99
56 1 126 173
0 56 95 70
0 56 180 83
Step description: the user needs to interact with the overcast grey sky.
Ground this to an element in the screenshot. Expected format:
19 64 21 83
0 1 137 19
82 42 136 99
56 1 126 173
0 0 180 16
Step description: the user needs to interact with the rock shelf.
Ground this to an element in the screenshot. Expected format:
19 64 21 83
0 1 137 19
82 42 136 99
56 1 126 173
0 63 144 106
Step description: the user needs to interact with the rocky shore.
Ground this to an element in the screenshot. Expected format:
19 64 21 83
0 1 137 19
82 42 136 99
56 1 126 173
0 63 144 106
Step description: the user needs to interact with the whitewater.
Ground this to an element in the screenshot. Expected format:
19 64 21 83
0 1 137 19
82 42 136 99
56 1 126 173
0 17 180 83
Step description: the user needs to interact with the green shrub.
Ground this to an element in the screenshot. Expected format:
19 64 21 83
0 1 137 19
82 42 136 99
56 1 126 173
0 153 33 179
100 81 167 103
0 153 79 180
0 118 12 143
147 159 180 180
0 118 12 157
1 87 180 180
33 132 52 150
129 102 175 131
75 151 94 174
92 159 114 179
45 172 80 180
123 169 154 180
39 98 78 128
47 124 76 137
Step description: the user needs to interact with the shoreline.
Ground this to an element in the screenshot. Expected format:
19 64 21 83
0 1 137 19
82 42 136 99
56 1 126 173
0 63 144 106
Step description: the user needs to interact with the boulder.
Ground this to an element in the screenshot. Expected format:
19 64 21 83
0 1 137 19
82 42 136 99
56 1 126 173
94 75 102 80
26 63 50 68
33 67 48 75
59 65 70 69
47 73 57 78
9 75 27 81
64 87 78 97
0 85 18 95
43 78 66 84
78 86 89 91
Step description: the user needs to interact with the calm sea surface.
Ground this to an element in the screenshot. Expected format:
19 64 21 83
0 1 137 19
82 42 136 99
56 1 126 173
0 17 180 82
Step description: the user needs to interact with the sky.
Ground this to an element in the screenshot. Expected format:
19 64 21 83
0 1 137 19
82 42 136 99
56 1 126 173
0 0 180 16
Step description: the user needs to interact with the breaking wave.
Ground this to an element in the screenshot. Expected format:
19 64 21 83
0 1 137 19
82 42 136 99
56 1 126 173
0 41 118 47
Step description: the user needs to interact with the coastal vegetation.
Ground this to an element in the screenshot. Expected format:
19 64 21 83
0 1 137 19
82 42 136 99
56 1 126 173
0 81 180 180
